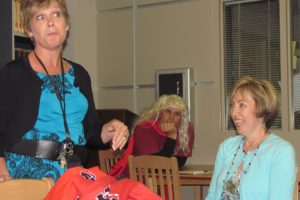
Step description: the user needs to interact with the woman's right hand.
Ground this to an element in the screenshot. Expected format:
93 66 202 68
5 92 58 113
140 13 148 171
160 122 178 140
0 157 11 183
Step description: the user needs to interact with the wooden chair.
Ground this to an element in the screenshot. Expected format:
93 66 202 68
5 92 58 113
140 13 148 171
128 155 181 200
0 177 54 200
98 148 125 174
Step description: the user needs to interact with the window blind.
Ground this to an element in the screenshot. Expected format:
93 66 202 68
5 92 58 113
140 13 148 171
291 0 300 129
223 0 281 130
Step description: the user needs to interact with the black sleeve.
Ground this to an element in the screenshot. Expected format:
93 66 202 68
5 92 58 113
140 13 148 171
72 63 104 147
151 138 188 169
151 137 176 157
176 156 188 169
0 64 10 157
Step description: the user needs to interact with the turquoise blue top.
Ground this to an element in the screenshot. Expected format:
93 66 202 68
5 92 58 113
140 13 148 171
206 133 297 200
5 66 88 181
26 65 88 144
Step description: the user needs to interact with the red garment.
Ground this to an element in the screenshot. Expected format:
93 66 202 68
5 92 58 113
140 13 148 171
109 121 194 178
45 166 161 200
133 121 194 157
108 135 134 177
109 121 164 177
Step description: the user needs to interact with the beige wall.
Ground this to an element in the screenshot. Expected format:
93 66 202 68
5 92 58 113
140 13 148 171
96 0 232 166
65 0 300 167
64 0 99 105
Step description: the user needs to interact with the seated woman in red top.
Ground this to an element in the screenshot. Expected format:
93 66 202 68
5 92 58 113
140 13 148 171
109 94 195 178
132 94 194 168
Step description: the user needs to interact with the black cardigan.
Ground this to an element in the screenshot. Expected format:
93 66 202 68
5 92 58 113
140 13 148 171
0 56 105 157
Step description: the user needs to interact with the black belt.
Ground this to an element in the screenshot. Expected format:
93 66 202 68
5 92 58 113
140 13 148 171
8 139 86 163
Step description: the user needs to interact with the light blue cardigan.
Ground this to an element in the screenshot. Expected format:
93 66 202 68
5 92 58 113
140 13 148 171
206 133 297 200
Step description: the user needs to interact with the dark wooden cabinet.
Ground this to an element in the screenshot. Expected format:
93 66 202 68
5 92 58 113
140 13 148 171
96 109 138 131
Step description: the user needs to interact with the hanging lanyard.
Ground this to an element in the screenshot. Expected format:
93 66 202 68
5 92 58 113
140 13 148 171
33 51 71 139
34 51 77 168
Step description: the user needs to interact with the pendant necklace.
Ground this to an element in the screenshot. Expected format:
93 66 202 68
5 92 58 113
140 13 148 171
221 137 261 198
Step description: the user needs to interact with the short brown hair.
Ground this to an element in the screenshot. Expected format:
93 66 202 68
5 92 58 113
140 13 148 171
231 76 278 124
21 0 70 31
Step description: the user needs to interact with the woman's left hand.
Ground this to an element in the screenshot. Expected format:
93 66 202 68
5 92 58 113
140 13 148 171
100 119 129 150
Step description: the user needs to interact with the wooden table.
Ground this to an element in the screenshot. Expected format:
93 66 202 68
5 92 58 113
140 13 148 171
179 165 300 200
179 165 213 200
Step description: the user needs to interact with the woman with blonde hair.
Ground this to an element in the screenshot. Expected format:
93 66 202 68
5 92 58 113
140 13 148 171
110 94 194 178
133 94 193 161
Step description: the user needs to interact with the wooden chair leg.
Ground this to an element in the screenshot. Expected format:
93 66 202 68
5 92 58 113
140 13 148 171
194 186 202 200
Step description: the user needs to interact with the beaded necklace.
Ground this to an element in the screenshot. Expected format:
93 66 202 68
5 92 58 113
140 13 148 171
221 137 261 198
224 137 260 181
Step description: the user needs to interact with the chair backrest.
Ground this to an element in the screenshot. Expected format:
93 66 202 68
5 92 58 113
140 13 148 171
98 148 125 174
128 155 181 200
0 177 54 200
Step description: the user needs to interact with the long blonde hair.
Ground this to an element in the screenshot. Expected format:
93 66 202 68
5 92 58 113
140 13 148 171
134 94 191 155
